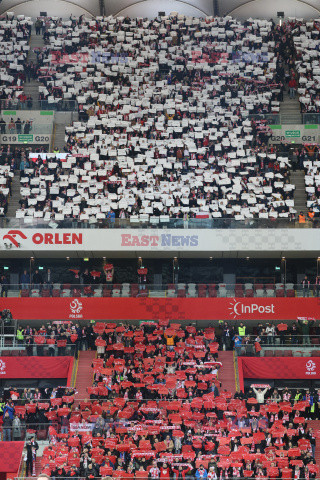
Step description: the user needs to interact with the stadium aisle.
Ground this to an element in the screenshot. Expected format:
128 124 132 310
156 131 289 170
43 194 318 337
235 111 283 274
216 351 237 395
74 350 96 402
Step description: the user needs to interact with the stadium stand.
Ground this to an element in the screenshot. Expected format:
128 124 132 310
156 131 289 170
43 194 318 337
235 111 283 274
0 16 32 108
10 16 298 222
293 20 320 115
1 7 320 480
14 148 295 222
2 321 319 480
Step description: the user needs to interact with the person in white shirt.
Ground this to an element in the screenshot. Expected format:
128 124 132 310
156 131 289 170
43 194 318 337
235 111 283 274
252 385 269 403
266 323 275 344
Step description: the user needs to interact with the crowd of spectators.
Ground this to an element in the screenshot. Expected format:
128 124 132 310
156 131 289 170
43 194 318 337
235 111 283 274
0 320 320 479
17 320 320 480
0 14 32 109
10 15 299 222
292 20 320 114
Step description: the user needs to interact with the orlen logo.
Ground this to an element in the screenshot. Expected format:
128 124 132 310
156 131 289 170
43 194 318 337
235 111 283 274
69 299 83 320
2 230 82 248
3 230 27 248
306 359 316 375
0 359 6 375
228 298 275 319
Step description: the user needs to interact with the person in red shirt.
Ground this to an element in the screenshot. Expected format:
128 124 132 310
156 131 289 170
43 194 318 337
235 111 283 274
160 463 171 480
289 78 297 99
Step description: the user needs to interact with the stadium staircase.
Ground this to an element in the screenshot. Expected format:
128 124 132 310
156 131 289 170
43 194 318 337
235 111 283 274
74 350 96 402
218 351 237 395
279 90 302 125
52 111 78 151
34 457 42 477
24 27 44 109
7 173 22 217
290 170 308 215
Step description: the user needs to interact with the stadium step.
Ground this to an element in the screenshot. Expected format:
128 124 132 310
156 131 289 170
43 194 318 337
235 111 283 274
23 27 45 109
279 91 302 124
7 170 22 217
290 171 308 214
52 111 78 151
74 350 96 402
218 351 237 395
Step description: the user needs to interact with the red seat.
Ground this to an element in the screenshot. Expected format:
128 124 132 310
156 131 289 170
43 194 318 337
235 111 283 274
178 289 186 297
276 289 284 297
264 350 274 357
102 290 112 297
139 290 149 297
235 290 244 297
41 289 50 297
286 289 295 297
37 429 48 440
208 289 217 297
52 289 60 297
84 286 92 296
245 289 254 297
311 350 320 356
21 289 29 297
283 350 293 356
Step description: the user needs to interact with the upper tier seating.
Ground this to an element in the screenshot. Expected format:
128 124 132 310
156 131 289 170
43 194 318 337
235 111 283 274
0 15 32 108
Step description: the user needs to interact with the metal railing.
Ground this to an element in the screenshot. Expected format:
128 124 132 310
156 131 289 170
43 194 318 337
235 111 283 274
303 113 320 125
1 422 59 442
236 113 320 126
0 99 78 111
234 339 320 356
248 113 281 124
0 341 77 356
16 477 319 480
3 283 318 298
0 124 52 135
0 217 313 230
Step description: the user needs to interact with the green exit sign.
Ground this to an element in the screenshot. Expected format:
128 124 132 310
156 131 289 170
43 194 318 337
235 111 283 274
285 130 300 138
18 134 33 142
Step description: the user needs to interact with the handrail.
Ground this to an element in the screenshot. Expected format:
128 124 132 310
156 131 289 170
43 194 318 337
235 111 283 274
0 217 315 229
0 100 78 112
2 282 319 298
5 391 313 404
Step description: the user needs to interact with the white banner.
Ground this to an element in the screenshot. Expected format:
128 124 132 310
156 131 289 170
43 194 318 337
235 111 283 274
0 228 318 253
70 422 93 432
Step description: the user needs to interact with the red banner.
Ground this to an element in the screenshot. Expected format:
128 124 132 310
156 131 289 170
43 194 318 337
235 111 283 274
0 356 74 380
239 357 320 381
0 442 24 473
0 297 319 320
